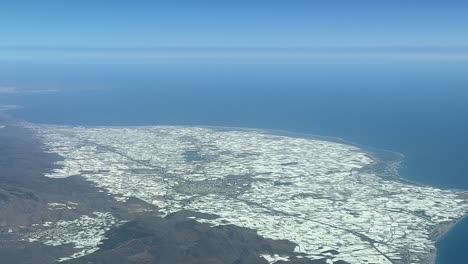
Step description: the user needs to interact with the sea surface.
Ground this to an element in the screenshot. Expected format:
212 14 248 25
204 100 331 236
0 52 467 263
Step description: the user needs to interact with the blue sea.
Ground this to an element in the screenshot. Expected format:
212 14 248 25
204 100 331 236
1 52 467 263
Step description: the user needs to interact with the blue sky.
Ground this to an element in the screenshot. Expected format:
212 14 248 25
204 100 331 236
1 0 468 48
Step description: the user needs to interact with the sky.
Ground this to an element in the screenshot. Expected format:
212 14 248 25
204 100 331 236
1 0 468 49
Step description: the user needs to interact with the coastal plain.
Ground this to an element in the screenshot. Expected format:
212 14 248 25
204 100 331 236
20 124 468 264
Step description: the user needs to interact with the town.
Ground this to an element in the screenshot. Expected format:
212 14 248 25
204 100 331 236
27 124 468 264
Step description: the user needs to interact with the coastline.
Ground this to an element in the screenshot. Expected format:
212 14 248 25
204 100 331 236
4 114 468 264
432 214 468 263
250 126 468 264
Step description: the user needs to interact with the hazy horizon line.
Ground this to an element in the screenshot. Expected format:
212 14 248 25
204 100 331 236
2 45 468 52
2 45 468 61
